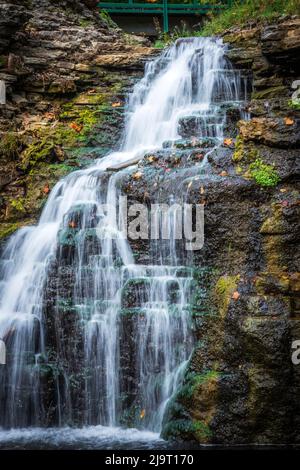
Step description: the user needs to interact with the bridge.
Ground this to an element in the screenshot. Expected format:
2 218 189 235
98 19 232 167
97 1 232 33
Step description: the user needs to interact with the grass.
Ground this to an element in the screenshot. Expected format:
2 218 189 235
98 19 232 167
200 0 300 36
154 0 300 47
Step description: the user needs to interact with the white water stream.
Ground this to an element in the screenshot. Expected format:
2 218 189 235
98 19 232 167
0 38 245 438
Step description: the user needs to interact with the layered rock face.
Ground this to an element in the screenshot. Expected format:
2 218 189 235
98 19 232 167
0 0 153 242
159 17 300 445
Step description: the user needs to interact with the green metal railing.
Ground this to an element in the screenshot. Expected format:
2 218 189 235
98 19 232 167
98 1 232 32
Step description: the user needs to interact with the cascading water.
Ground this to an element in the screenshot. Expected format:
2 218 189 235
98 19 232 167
0 38 247 439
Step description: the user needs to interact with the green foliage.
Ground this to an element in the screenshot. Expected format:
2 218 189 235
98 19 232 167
154 21 199 48
99 9 119 29
193 420 212 441
0 222 23 240
200 0 300 36
249 158 280 187
79 19 92 27
288 99 300 111
214 274 239 317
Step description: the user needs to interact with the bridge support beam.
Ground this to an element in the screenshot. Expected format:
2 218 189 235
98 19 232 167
163 0 169 33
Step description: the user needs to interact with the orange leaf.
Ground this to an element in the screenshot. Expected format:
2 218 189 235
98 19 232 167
112 102 122 108
284 117 294 126
232 291 240 301
43 184 50 195
223 138 233 146
140 409 146 419
69 122 83 133
44 112 55 121
68 220 77 229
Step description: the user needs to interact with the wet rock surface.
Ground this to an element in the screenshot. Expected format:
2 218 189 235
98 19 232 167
104 18 300 445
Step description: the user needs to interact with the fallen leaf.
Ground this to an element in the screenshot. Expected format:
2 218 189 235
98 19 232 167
280 188 287 193
43 183 50 195
284 117 294 126
281 200 289 207
140 409 146 419
219 171 228 177
69 220 77 229
133 171 143 180
200 186 205 195
112 102 122 108
44 112 55 121
187 181 193 189
232 291 240 301
148 155 156 163
69 122 83 133
223 138 233 146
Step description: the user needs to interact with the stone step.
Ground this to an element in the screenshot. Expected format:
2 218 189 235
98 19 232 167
62 202 99 229
178 115 224 139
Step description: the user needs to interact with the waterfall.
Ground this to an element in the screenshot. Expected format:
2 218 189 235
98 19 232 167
0 38 246 431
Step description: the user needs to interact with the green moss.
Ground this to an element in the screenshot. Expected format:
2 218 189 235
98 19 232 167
79 19 92 27
0 222 23 240
99 10 119 29
232 136 259 164
10 197 26 214
252 86 287 100
214 274 240 318
288 99 300 111
0 132 22 160
249 158 280 187
193 420 212 442
161 419 195 441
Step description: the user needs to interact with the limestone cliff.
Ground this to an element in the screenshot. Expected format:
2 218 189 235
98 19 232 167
0 0 153 241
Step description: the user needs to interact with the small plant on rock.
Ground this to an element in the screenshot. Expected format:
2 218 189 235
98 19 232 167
249 158 280 187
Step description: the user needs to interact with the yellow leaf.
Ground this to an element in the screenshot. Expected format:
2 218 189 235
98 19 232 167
284 117 294 126
133 171 143 180
223 138 233 146
112 102 122 108
140 409 146 419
